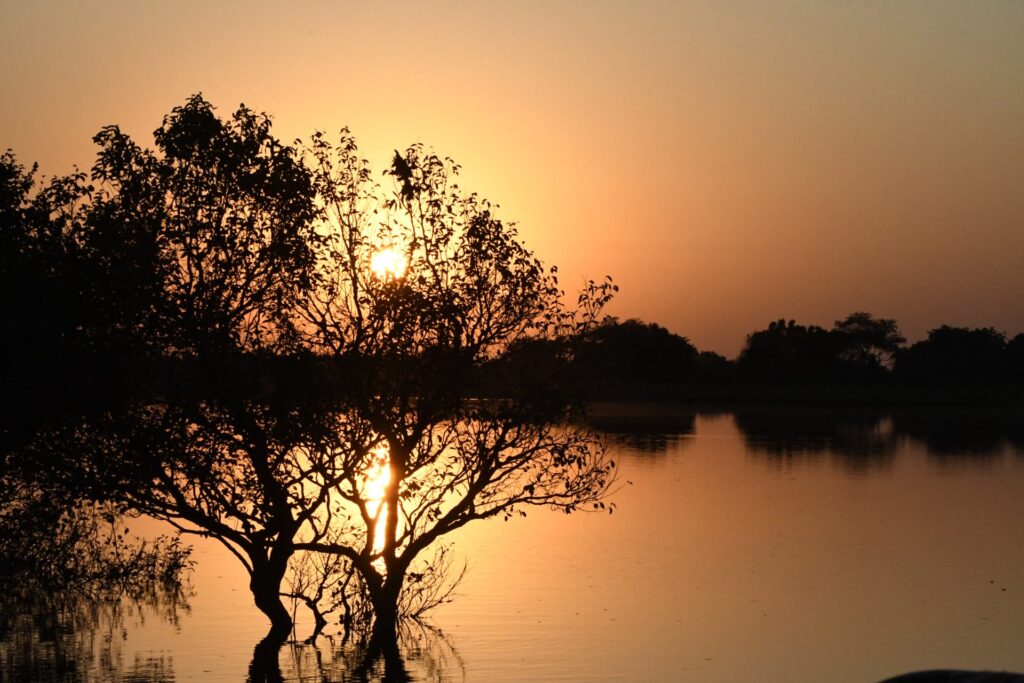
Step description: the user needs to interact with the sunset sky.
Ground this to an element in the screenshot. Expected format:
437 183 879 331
2 1 1022 355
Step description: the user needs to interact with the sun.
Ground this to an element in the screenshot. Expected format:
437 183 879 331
370 247 407 280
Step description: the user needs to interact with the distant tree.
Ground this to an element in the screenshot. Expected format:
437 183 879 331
693 350 737 384
1007 333 1024 383
832 312 904 370
738 314 907 385
737 319 838 383
896 326 1008 384
481 336 576 402
573 318 699 395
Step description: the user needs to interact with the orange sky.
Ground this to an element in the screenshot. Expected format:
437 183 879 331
2 1 1022 355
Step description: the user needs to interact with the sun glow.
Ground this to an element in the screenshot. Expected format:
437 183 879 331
370 248 407 280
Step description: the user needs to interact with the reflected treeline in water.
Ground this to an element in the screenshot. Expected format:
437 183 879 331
735 409 1024 469
582 405 1024 469
582 403 698 454
733 409 898 473
891 411 1024 460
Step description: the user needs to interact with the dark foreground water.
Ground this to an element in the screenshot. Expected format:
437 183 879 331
4 406 1024 682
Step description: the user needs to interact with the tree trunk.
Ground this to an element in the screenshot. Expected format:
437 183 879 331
250 562 292 644
369 582 401 645
357 585 408 681
247 555 292 682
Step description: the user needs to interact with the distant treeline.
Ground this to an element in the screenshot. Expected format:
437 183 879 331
498 315 1024 404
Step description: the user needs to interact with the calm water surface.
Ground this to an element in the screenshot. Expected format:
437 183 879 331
5 407 1024 682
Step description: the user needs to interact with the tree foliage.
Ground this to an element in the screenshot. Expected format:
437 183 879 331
0 152 96 448
832 312 904 371
84 94 319 356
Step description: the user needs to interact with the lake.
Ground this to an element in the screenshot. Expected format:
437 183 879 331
4 405 1024 682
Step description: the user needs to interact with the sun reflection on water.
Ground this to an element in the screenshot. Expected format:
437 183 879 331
364 444 391 557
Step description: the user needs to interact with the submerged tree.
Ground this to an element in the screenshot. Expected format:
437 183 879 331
290 134 616 656
8 96 616 667
8 96 345 647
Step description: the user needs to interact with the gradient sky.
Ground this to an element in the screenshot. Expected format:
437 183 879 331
2 1 1022 355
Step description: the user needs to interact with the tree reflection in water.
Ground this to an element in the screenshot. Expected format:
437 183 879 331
586 406 1024 473
0 491 193 683
583 403 698 454
892 411 1024 461
2 591 461 683
732 408 1024 471
250 623 464 683
0 573 190 683
734 409 898 474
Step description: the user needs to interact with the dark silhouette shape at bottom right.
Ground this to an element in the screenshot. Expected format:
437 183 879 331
881 671 1024 683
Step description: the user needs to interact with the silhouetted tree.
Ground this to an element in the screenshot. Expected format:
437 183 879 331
0 152 97 448
64 401 368 648
896 326 1008 384
10 96 338 646
693 350 737 384
290 133 616 659
573 318 698 395
737 313 908 386
12 98 616 664
831 312 904 378
737 319 839 383
83 94 319 358
1007 333 1024 384
491 321 733 397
